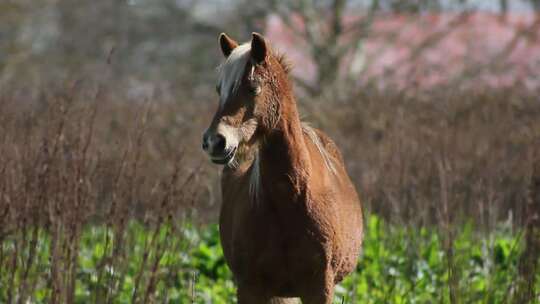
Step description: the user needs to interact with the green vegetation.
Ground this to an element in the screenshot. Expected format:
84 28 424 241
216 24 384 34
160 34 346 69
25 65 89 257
0 215 531 303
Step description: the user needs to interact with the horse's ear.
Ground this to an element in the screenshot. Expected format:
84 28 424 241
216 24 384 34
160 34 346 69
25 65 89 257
219 33 238 57
251 32 267 64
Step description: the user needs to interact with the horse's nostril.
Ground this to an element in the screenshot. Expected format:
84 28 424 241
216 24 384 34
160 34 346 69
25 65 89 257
215 134 226 154
202 133 209 151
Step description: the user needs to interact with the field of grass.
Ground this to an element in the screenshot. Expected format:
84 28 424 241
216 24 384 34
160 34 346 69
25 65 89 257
0 215 531 303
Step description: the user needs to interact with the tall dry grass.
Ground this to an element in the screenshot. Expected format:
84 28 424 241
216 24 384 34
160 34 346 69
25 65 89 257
305 89 540 229
304 88 540 302
0 83 210 303
514 150 540 303
0 83 538 302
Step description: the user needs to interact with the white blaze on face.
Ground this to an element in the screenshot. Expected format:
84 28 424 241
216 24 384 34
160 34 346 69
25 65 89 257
217 43 251 108
216 123 239 153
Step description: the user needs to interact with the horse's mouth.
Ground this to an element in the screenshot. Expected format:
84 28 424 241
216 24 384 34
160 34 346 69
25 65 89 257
211 147 237 165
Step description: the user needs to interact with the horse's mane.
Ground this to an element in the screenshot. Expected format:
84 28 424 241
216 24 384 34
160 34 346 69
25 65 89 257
274 51 292 75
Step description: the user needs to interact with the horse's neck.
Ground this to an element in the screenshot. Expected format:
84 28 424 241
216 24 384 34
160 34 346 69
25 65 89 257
259 97 311 196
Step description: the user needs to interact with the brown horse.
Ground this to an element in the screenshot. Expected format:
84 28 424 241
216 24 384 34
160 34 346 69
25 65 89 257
202 32 363 304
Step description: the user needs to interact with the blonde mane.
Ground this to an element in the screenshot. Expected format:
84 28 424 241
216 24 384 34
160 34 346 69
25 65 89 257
217 44 291 108
217 43 251 107
301 124 337 175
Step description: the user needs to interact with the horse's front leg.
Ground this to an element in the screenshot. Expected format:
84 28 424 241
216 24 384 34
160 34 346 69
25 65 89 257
237 285 271 304
238 286 300 304
300 271 335 304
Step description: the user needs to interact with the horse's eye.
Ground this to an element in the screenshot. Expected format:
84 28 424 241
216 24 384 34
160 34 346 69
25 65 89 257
252 86 262 96
215 85 221 94
249 79 261 96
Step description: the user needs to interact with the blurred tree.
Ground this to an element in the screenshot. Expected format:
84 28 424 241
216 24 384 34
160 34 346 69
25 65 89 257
269 0 381 97
0 0 233 96
500 0 508 13
0 0 536 98
54 0 224 90
529 0 540 11
266 0 474 98
0 2 33 84
386 0 442 12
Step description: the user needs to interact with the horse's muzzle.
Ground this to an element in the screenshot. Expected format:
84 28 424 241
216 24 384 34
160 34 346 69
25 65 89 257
210 146 237 165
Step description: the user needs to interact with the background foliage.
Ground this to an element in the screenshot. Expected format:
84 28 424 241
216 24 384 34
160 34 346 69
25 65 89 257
1 0 540 303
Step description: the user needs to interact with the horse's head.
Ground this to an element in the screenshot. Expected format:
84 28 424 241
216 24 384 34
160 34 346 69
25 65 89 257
202 32 290 166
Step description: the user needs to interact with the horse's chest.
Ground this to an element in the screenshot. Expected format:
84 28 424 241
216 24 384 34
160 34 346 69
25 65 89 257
222 212 321 291
220 174 324 290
